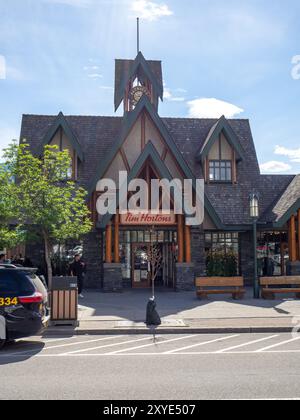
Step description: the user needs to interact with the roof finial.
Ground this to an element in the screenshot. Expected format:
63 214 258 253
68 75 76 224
137 17 140 55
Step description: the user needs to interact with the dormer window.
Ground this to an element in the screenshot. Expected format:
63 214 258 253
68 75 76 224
198 115 245 185
209 160 232 182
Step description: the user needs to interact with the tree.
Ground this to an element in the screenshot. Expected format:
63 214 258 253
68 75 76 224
3 142 92 287
0 159 25 250
148 227 163 297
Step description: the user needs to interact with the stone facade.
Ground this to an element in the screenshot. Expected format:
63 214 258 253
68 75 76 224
82 230 103 289
103 263 123 292
240 231 255 286
175 263 195 291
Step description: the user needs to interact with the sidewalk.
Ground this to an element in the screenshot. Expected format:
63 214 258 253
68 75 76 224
45 288 300 336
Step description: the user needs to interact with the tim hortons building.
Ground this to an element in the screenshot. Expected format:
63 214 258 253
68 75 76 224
20 52 300 292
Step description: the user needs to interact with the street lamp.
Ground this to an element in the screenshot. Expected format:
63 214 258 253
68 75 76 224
250 193 260 298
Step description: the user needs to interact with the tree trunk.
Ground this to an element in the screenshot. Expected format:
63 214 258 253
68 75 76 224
43 231 53 290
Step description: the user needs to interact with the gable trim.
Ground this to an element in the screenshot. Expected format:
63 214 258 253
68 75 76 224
273 198 300 228
38 112 84 161
198 115 246 162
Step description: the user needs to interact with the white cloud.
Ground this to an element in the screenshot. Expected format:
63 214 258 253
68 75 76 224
164 87 185 102
0 55 6 80
131 0 173 21
260 161 292 174
187 98 244 119
44 0 93 7
275 145 300 163
87 73 103 79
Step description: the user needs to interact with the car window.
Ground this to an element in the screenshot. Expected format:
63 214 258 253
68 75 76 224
0 271 35 296
26 273 48 299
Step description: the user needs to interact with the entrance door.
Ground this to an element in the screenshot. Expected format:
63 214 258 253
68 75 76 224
132 244 150 288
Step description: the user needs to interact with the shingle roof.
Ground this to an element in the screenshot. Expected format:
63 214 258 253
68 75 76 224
20 113 296 227
261 174 300 225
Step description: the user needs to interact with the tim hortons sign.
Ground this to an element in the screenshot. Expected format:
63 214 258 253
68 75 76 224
120 212 176 226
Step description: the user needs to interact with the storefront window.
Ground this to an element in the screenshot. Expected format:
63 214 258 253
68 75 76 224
119 230 177 280
205 232 239 276
257 232 288 277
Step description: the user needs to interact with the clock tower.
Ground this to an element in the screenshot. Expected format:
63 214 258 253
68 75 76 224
114 52 164 113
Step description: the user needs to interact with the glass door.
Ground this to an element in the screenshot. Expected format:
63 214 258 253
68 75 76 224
132 244 150 288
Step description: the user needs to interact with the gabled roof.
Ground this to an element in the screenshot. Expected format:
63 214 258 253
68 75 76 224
22 112 287 228
98 141 173 228
114 52 163 111
197 115 246 162
88 95 195 195
37 112 84 161
270 175 300 227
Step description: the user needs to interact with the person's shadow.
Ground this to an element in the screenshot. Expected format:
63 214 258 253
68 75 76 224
0 340 45 366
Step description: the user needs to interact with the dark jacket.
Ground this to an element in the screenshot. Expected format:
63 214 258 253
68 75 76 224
69 260 86 278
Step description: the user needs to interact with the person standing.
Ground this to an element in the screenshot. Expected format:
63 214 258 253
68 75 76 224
69 254 86 298
0 254 6 264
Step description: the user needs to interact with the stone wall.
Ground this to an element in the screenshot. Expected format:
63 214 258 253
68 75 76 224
191 227 206 277
82 230 103 289
240 231 254 286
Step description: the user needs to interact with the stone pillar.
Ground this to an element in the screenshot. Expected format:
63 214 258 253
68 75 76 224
103 263 123 292
82 230 103 289
175 263 195 291
240 231 254 286
191 227 206 278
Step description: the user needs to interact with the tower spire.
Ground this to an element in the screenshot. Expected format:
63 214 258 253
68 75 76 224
137 17 140 55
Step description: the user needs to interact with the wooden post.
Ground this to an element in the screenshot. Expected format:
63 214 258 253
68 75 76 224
298 209 300 261
141 112 146 150
289 215 297 262
114 212 120 263
184 223 192 263
105 223 112 264
177 215 184 263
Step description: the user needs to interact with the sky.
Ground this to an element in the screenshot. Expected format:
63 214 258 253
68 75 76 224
0 0 300 174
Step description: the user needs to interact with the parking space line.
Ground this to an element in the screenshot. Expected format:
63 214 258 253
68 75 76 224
255 336 300 353
216 335 279 353
42 335 124 350
62 336 160 355
106 335 197 355
164 334 240 354
165 334 240 354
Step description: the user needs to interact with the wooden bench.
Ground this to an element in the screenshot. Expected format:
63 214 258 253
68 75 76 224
196 277 245 300
260 276 300 300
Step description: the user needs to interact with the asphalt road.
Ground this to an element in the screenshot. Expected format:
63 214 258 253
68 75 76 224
1 333 300 400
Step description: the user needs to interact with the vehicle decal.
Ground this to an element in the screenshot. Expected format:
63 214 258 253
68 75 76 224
0 315 5 340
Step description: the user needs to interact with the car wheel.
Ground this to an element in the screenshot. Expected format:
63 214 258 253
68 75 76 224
0 339 6 350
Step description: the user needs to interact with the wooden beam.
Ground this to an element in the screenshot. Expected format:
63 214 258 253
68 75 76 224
184 223 192 263
177 214 184 263
289 215 297 262
141 112 146 150
120 148 130 172
105 223 112 264
232 149 237 184
114 212 120 263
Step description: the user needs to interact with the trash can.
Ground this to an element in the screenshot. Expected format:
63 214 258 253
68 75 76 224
50 277 79 327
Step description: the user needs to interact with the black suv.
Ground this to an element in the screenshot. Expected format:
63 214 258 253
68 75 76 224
0 267 49 349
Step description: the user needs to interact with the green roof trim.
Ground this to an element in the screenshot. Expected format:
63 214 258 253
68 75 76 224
88 95 195 196
115 52 164 112
273 198 300 228
97 141 173 228
37 112 84 161
198 115 246 162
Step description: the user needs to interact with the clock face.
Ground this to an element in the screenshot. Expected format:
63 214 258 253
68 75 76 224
130 86 150 106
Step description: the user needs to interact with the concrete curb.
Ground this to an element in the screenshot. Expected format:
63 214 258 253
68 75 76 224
43 326 295 336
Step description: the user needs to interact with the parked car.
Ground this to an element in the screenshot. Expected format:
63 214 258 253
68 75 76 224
0 267 49 349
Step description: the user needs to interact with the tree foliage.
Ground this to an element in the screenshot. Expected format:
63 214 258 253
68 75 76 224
1 142 92 286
